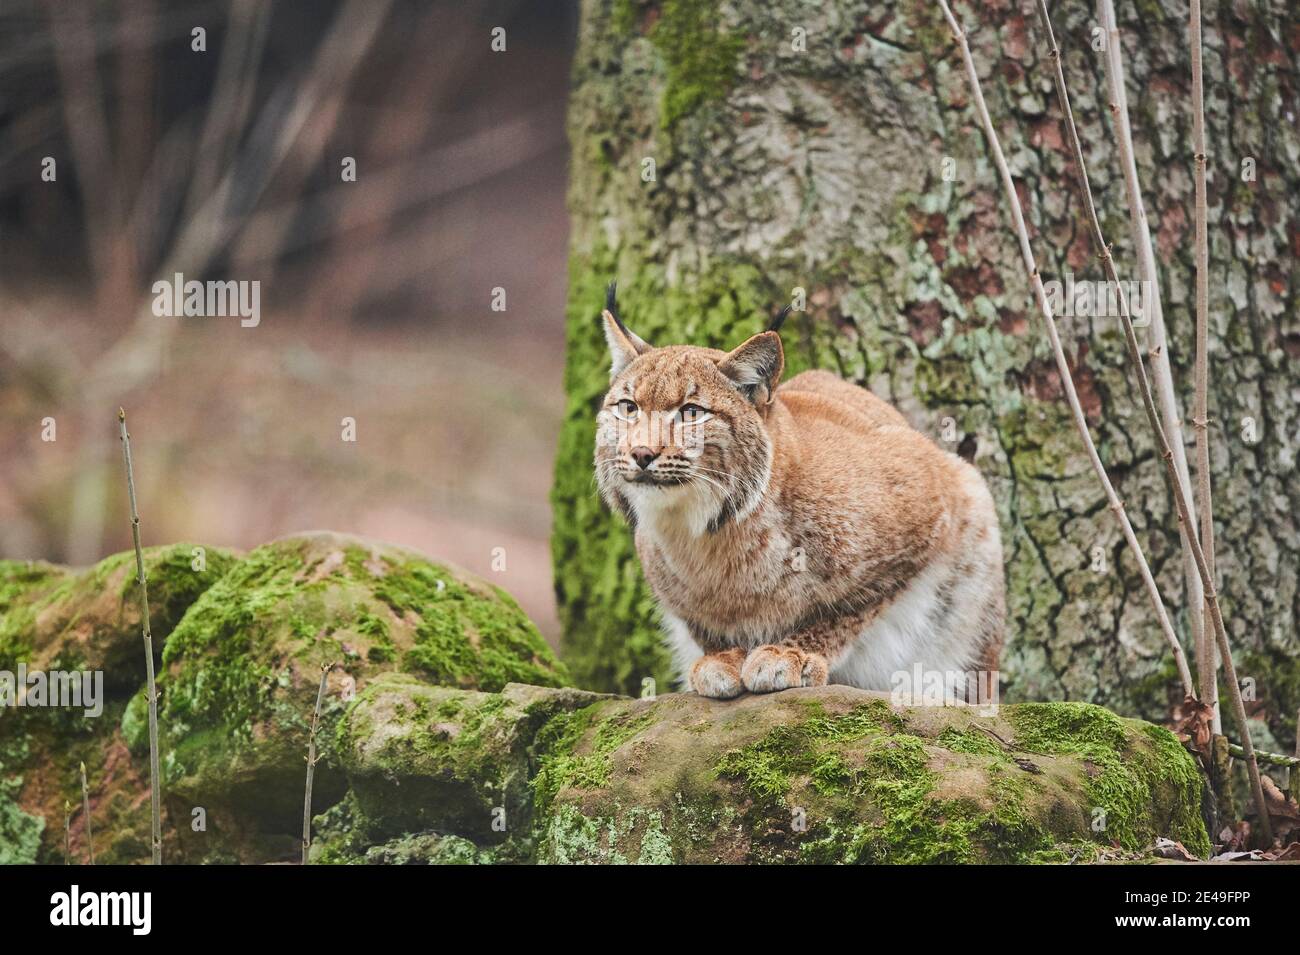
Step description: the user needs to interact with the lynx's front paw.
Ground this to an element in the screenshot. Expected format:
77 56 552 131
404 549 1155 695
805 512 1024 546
689 649 746 699
741 645 829 693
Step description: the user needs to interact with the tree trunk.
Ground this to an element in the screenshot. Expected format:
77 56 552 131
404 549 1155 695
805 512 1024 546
553 0 1299 746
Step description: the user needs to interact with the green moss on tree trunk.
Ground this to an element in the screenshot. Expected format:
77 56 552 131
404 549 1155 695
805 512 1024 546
553 0 1300 755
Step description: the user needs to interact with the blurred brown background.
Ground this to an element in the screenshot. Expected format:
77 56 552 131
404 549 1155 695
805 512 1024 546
0 0 579 638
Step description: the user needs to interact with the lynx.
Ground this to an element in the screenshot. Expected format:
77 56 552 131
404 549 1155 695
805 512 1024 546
593 285 1005 701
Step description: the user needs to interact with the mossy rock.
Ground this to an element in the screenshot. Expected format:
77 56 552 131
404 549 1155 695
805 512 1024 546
0 545 238 864
147 532 569 861
330 675 608 855
0 544 238 690
322 682 1209 864
533 689 1210 863
1 532 1214 866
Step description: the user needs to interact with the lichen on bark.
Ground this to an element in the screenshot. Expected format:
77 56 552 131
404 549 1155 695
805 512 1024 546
553 0 1300 752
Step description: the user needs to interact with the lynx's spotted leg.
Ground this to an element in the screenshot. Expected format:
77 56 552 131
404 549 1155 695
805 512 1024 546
689 648 747 699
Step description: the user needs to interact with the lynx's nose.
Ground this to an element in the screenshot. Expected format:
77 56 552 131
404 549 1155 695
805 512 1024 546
630 446 659 470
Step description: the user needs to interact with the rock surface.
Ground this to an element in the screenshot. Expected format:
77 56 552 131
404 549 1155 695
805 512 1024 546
0 533 566 863
0 543 238 864
140 532 568 861
1 532 1211 864
1 543 239 691
317 680 1210 864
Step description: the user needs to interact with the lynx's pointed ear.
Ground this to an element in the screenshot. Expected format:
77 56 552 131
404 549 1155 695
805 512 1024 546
601 281 650 378
718 331 784 406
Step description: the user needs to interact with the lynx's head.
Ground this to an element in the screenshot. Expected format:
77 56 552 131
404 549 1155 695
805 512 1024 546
593 284 787 536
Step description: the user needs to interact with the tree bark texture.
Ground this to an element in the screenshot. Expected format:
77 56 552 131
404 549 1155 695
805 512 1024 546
552 0 1298 746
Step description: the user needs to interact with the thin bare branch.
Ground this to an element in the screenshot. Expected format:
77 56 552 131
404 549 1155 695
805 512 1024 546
1031 0 1272 847
935 0 1194 698
1188 0 1221 729
1097 0 1214 727
118 408 163 864
1223 743 1298 769
302 662 335 865
79 760 94 865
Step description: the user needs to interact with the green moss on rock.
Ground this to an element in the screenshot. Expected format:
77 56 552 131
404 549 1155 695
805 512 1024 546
336 675 607 853
532 705 655 819
0 560 70 671
151 532 568 861
310 791 525 864
0 545 239 865
0 544 236 689
1 533 1215 866
0 775 45 865
1006 702 1212 857
531 689 1210 863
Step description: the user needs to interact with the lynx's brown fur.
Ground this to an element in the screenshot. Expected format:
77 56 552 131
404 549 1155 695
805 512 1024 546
593 289 1005 700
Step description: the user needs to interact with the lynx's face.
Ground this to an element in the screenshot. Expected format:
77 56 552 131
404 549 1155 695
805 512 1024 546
593 291 783 535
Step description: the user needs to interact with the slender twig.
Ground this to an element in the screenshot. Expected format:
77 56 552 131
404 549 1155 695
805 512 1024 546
63 799 72 865
1097 0 1213 727
1293 707 1300 802
1223 742 1299 769
935 0 1194 697
1187 0 1221 732
79 761 94 865
302 662 335 865
1031 0 1272 846
118 409 163 864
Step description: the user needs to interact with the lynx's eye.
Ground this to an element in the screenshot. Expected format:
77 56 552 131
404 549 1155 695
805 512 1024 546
676 403 711 424
612 399 639 421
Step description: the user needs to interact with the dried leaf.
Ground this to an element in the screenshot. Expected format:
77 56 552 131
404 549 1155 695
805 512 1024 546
1171 696 1215 761
1220 820 1252 853
1211 849 1264 862
1261 774 1300 821
1153 837 1198 861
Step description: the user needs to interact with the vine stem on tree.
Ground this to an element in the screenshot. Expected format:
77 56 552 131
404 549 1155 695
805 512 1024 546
935 0 1194 698
1031 0 1272 847
302 662 334 865
118 409 163 864
1096 0 1214 729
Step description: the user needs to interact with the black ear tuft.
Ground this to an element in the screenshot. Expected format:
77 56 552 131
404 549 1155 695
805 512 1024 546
603 280 650 347
769 304 792 333
606 281 619 321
